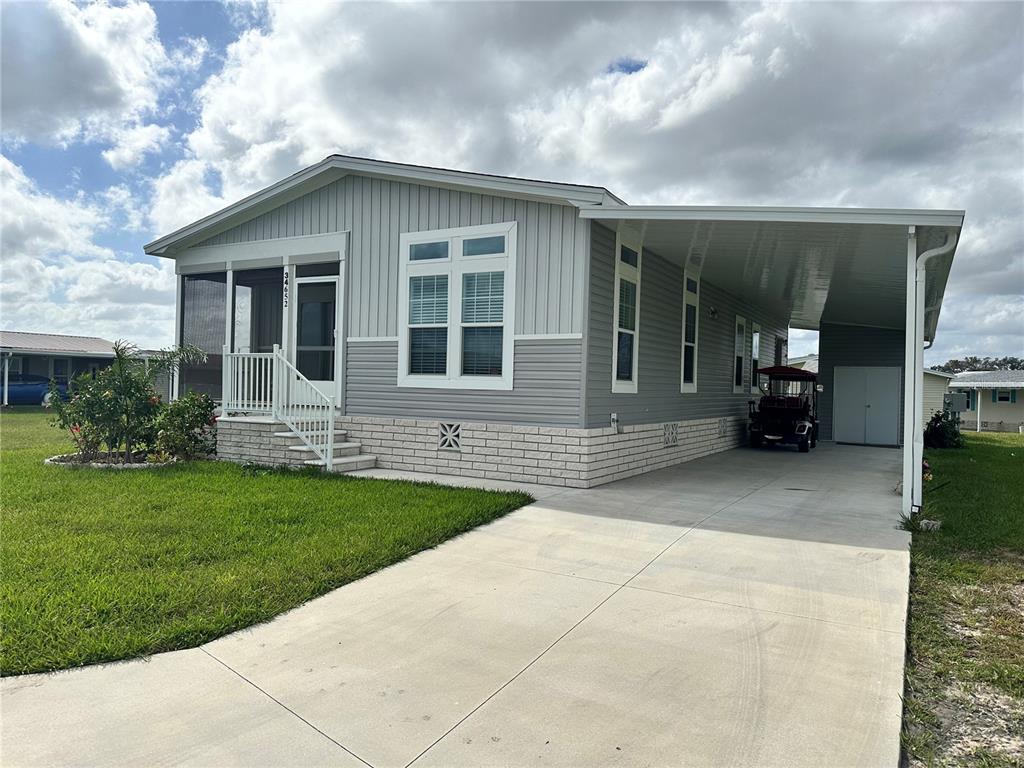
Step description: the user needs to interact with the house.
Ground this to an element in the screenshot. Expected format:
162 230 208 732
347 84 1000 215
787 353 818 373
923 368 954 418
952 370 1024 432
0 331 173 406
144 155 964 514
0 331 117 405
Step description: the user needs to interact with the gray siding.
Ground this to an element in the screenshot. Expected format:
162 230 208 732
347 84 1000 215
345 338 582 426
195 175 589 337
585 222 788 428
818 322 905 442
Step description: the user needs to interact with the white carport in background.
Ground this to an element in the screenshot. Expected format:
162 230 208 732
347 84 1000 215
578 205 964 516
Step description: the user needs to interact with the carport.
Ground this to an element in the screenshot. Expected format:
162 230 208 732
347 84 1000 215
579 205 964 515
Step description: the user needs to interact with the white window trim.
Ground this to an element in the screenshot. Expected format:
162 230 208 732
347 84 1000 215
733 315 747 394
750 322 761 395
397 221 517 391
611 230 642 394
680 270 700 394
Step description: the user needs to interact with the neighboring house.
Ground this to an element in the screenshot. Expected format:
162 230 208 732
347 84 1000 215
923 368 954 418
788 354 818 373
952 370 1024 432
0 331 116 406
144 155 964 513
0 331 172 406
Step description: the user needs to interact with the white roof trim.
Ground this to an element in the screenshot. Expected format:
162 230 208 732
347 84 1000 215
145 155 622 256
923 369 955 379
579 205 965 228
952 381 1024 389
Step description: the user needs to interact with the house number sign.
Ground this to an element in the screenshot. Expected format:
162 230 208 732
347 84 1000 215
282 268 289 308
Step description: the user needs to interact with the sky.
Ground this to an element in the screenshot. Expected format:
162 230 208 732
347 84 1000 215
1 0 1022 365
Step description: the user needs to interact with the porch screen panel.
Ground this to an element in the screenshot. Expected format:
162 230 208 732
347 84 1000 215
180 272 226 399
233 268 283 353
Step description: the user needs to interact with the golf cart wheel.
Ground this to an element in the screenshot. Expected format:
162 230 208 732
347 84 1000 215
799 438 810 453
41 392 52 407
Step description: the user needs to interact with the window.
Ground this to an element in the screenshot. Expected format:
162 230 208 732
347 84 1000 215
996 389 1013 403
398 222 516 390
612 231 642 393
733 315 747 393
680 271 699 393
751 323 761 394
50 358 70 385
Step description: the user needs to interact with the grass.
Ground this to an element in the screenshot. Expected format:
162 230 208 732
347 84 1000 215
0 407 532 676
902 431 1024 767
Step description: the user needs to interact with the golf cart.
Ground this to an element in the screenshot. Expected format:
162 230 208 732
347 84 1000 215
748 366 819 453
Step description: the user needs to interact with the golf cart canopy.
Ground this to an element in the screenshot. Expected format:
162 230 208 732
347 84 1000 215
756 366 818 381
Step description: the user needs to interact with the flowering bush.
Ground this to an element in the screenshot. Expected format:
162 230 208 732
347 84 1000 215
155 392 217 459
49 341 204 463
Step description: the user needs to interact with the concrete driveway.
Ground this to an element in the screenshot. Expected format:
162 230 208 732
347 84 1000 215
1 444 909 767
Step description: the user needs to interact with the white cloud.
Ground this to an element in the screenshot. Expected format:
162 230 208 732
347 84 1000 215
101 123 173 170
0 155 174 348
0 0 205 170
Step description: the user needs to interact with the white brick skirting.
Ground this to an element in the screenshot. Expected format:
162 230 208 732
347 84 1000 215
217 417 312 467
338 415 747 488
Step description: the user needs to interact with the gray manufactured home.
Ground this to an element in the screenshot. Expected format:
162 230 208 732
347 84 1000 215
144 155 964 514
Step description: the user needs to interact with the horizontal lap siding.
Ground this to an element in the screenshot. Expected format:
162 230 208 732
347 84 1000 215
345 339 582 426
818 322 905 442
194 175 588 337
585 222 788 428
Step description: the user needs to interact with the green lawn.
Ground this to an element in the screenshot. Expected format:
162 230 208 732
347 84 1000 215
902 431 1024 767
0 407 531 676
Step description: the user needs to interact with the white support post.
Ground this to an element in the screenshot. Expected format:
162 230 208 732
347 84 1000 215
977 391 982 432
901 227 917 516
272 344 281 420
2 353 9 407
913 258 927 510
225 266 235 353
281 260 291 361
172 274 183 401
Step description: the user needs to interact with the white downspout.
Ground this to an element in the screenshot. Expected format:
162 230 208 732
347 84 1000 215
902 228 917 515
910 230 958 512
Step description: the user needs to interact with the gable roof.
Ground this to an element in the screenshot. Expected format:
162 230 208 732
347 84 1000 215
0 330 116 357
144 155 625 256
924 368 955 379
952 370 1024 388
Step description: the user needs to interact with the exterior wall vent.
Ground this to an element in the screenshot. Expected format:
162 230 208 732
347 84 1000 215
438 423 462 451
663 423 679 447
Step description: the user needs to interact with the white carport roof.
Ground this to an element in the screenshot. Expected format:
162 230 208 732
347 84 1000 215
0 330 117 358
580 205 964 342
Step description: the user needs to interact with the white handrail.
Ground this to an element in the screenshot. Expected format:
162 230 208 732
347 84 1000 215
271 345 335 471
221 345 335 471
222 347 275 414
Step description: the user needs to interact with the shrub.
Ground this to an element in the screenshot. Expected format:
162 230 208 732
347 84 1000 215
156 392 217 459
923 409 965 449
50 341 205 462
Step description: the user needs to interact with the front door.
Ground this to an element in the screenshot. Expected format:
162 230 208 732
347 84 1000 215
290 278 340 400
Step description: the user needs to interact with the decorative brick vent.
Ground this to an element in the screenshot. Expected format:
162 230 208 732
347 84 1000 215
663 423 679 447
438 423 462 451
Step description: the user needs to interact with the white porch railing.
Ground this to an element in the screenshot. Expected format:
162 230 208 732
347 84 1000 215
222 345 335 471
223 348 275 414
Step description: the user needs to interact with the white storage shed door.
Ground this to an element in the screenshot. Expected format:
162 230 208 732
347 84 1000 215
833 366 901 446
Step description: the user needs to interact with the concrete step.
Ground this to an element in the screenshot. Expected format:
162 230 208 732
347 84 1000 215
304 454 378 473
287 441 363 458
273 430 348 445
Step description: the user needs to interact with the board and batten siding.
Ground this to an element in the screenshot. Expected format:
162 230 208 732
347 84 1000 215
818 322 905 442
194 174 590 337
345 338 583 426
585 222 788 429
922 372 950 419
